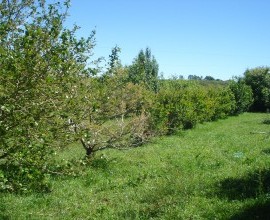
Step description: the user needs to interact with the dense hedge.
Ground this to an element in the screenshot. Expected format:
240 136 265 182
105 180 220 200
149 80 236 135
243 67 270 112
229 78 253 114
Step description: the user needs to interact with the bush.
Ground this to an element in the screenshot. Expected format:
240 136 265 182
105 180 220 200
150 80 236 135
207 87 236 120
229 78 253 115
149 80 196 134
243 67 270 112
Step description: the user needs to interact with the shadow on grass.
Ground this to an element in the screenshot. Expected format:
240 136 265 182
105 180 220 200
216 168 270 219
89 154 118 170
262 118 270 125
229 200 270 220
216 168 270 200
90 157 110 170
262 148 270 155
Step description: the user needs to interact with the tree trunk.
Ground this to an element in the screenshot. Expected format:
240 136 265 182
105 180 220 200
80 138 94 157
86 147 93 156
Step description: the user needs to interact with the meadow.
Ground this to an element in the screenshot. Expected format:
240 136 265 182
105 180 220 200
1 112 270 219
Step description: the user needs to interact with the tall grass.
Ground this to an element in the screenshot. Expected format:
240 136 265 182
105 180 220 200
1 113 270 219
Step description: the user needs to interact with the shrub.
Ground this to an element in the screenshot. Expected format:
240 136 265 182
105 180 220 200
208 87 236 120
229 78 253 115
150 80 236 135
243 67 270 112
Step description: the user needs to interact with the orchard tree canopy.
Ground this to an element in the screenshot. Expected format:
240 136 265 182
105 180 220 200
0 0 153 192
0 0 96 192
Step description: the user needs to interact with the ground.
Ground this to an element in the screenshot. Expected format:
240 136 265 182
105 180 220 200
1 113 270 219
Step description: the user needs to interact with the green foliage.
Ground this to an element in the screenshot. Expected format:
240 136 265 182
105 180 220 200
204 75 215 81
244 66 270 111
229 78 254 114
107 45 121 75
128 47 159 92
0 0 95 192
208 86 236 119
150 80 236 134
0 0 250 194
74 68 154 157
188 74 202 80
0 0 157 193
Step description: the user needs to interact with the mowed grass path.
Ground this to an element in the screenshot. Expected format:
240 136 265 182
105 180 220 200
1 113 270 219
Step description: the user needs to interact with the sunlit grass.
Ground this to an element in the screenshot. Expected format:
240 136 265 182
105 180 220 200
1 113 270 219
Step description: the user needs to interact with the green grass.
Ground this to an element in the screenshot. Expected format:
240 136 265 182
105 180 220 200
1 113 270 219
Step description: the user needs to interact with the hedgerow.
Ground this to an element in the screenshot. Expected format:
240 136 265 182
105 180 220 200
149 80 236 134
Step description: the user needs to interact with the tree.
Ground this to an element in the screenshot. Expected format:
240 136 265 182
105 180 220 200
107 45 121 75
188 75 202 80
204 76 215 81
76 70 153 157
0 0 95 192
128 47 159 92
243 67 270 112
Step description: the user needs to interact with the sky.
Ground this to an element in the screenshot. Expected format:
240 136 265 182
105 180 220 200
64 0 270 80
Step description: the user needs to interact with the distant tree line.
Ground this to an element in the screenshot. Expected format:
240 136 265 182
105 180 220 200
172 67 270 113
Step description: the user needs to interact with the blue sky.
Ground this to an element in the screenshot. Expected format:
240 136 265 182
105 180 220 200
66 0 270 80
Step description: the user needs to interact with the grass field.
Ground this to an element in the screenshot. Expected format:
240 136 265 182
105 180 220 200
1 113 270 219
